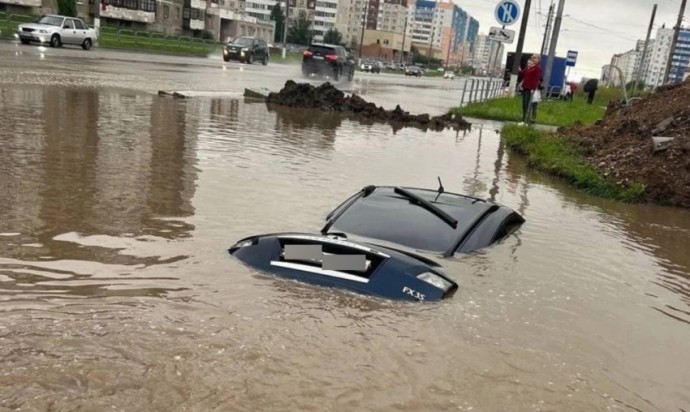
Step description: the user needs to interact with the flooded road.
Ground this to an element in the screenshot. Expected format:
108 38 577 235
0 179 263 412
1 42 690 412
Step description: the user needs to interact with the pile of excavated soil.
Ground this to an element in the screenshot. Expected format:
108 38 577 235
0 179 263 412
265 80 471 132
558 79 690 208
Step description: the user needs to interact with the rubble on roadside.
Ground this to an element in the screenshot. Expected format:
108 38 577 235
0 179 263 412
557 79 690 208
263 80 471 132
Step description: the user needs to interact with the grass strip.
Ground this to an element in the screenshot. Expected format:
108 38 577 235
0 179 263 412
502 124 646 202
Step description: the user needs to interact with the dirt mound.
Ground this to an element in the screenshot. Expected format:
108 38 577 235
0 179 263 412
265 80 471 132
558 79 690 208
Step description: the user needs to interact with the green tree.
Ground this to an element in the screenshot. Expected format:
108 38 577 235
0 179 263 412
287 10 311 46
57 0 77 17
323 28 342 45
270 2 285 44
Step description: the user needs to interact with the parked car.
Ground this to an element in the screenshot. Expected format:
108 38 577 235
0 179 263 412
360 59 381 73
443 71 456 79
302 42 355 81
223 36 269 65
405 66 424 77
16 14 97 50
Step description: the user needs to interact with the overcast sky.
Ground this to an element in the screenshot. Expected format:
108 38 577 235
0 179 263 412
456 0 688 79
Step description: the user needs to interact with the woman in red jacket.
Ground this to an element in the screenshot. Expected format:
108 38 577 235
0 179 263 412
519 54 543 125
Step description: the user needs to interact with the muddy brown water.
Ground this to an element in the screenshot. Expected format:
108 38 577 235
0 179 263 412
0 44 689 412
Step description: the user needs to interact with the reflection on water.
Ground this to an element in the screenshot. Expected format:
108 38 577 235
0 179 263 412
0 87 199 300
0 85 689 411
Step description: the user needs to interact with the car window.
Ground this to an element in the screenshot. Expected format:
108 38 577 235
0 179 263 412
73 19 86 30
309 44 336 55
63 19 74 29
35 15 63 26
234 37 254 46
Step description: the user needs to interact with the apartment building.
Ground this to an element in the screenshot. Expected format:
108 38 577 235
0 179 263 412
406 0 478 63
608 49 639 86
206 0 275 43
471 33 504 75
642 25 690 87
342 0 411 61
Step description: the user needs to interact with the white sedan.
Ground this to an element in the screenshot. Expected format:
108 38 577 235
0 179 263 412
17 14 98 50
443 71 456 79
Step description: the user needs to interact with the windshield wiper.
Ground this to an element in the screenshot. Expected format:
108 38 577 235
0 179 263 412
393 186 458 229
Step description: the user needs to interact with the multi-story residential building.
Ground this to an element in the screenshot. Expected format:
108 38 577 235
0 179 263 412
406 0 478 64
344 0 411 62
608 49 639 86
601 64 612 84
206 0 275 43
607 25 690 88
312 0 337 41
471 33 504 75
644 27 673 86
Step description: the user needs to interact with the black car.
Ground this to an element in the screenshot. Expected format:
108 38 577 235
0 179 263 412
223 36 269 65
302 42 355 81
320 183 525 257
405 66 424 77
228 233 458 302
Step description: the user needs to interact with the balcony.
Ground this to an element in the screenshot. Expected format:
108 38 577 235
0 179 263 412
100 0 156 24
0 0 42 7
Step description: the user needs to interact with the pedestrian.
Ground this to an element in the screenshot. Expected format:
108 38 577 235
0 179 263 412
583 78 598 104
518 54 543 125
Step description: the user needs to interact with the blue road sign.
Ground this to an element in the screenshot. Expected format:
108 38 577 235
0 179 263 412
495 0 521 26
566 50 578 67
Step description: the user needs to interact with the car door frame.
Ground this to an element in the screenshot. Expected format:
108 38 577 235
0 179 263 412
60 18 77 44
72 18 89 44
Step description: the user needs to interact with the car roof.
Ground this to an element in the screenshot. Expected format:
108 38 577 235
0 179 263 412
310 42 341 48
321 185 525 257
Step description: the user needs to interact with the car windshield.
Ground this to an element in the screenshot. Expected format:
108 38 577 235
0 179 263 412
34 15 63 26
233 37 254 46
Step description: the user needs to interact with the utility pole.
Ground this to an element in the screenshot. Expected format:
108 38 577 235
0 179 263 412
282 0 290 59
508 0 532 97
445 30 453 70
543 0 566 98
400 16 408 65
635 4 657 94
359 0 368 65
662 0 687 84
540 2 554 55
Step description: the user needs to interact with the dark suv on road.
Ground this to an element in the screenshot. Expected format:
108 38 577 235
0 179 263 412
223 36 269 65
302 43 355 81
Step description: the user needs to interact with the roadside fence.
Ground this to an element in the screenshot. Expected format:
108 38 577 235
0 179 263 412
459 77 507 106
0 13 35 38
97 26 222 56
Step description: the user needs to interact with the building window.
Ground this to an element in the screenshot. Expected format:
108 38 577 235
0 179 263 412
163 4 169 18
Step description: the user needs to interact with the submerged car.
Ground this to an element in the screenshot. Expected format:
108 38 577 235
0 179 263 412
320 183 525 257
302 42 355 81
229 232 458 302
223 36 269 64
16 14 97 49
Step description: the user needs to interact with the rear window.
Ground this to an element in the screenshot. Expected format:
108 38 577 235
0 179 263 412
308 45 336 55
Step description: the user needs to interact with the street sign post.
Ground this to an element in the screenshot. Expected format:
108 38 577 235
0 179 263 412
495 0 521 26
488 26 516 43
566 50 578 67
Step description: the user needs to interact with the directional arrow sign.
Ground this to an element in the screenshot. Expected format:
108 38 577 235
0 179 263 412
495 0 521 26
488 26 516 43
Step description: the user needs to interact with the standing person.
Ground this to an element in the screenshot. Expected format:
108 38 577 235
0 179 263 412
583 78 598 104
518 54 543 125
